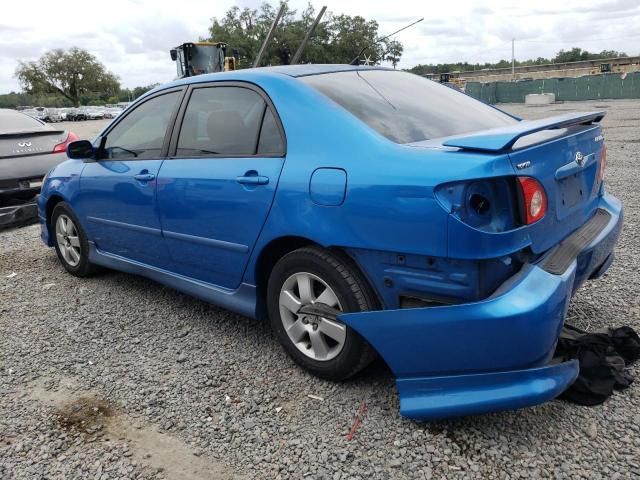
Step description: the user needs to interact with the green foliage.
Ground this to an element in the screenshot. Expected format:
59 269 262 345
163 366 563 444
118 83 161 103
384 40 403 69
408 48 629 76
15 47 120 107
0 91 73 109
0 83 160 109
552 48 627 63
206 1 401 67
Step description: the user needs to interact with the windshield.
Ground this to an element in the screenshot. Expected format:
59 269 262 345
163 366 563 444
300 70 516 144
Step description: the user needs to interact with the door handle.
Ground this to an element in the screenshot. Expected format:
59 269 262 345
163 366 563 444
134 173 156 182
236 175 269 186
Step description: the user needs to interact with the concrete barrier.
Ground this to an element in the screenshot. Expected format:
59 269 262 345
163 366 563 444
525 93 556 105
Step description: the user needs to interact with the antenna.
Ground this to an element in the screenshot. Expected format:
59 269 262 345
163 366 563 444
291 6 327 65
253 4 287 68
349 17 424 65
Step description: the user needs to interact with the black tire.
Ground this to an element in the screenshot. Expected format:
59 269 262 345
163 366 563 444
267 246 378 381
51 202 99 277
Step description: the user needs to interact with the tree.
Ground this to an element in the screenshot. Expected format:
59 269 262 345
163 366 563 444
324 13 385 65
206 1 400 67
553 48 627 63
384 40 403 69
15 47 120 107
132 83 160 99
407 47 629 76
553 47 589 63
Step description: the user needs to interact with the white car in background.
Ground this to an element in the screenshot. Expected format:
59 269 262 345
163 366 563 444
86 109 105 120
104 108 122 119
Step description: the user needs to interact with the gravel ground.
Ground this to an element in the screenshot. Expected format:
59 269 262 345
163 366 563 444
1 99 639 479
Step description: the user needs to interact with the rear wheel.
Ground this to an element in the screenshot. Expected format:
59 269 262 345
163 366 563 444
267 246 378 381
51 202 99 277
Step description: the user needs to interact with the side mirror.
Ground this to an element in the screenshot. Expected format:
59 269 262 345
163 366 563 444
170 49 177 61
67 140 94 160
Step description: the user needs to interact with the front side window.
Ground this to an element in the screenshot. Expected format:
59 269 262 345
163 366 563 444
177 86 270 156
300 70 517 144
103 91 180 159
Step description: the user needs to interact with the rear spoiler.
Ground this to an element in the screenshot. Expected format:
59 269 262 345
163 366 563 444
0 130 65 138
442 111 605 152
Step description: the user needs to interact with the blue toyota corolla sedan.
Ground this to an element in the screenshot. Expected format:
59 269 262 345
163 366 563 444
37 65 622 420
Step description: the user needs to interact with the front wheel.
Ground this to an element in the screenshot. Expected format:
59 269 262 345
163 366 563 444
51 202 99 277
267 246 378 381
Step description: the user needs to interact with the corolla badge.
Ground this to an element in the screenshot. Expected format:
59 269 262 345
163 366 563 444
575 151 586 167
18 141 32 147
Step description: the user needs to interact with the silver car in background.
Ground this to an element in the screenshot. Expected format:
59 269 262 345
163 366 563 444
44 108 63 122
0 109 78 227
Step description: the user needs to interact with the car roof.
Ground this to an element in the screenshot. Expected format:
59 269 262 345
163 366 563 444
160 64 393 89
138 64 399 104
258 64 392 77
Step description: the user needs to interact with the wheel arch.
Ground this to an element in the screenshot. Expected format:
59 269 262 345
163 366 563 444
44 194 67 244
253 235 382 320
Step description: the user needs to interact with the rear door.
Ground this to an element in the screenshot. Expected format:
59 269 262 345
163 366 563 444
76 89 184 265
156 82 286 289
508 124 605 253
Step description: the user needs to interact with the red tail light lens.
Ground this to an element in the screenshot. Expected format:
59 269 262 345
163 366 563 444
52 132 80 154
517 177 547 224
597 144 607 184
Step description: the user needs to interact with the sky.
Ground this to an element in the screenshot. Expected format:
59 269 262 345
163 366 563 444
0 0 639 93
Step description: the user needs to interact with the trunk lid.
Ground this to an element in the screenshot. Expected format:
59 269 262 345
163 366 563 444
441 111 606 255
0 130 67 159
508 124 604 253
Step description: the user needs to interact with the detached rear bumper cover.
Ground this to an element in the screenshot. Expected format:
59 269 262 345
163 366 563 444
338 193 622 420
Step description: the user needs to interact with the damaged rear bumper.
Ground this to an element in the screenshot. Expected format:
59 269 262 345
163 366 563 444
397 361 578 420
338 193 622 420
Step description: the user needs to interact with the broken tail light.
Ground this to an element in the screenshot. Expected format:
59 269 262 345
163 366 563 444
434 177 521 233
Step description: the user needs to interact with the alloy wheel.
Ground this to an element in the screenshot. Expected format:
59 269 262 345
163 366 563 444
278 272 346 361
55 214 82 267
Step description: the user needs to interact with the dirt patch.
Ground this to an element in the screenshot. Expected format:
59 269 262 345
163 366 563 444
55 395 114 433
27 378 242 480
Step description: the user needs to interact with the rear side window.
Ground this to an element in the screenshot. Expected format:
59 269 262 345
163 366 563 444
103 91 180 159
300 70 516 144
0 110 46 130
177 86 272 156
258 108 284 155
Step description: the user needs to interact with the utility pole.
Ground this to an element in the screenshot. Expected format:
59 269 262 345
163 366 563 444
511 38 515 81
291 6 327 65
253 4 286 68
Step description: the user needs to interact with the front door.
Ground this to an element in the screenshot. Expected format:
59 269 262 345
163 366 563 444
76 89 183 266
156 84 286 289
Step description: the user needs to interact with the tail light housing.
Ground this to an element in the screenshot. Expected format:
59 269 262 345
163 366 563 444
434 177 520 233
597 144 607 184
517 177 547 224
52 132 80 154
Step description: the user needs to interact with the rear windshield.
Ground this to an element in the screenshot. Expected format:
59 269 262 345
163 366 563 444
0 109 46 131
300 70 516 144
